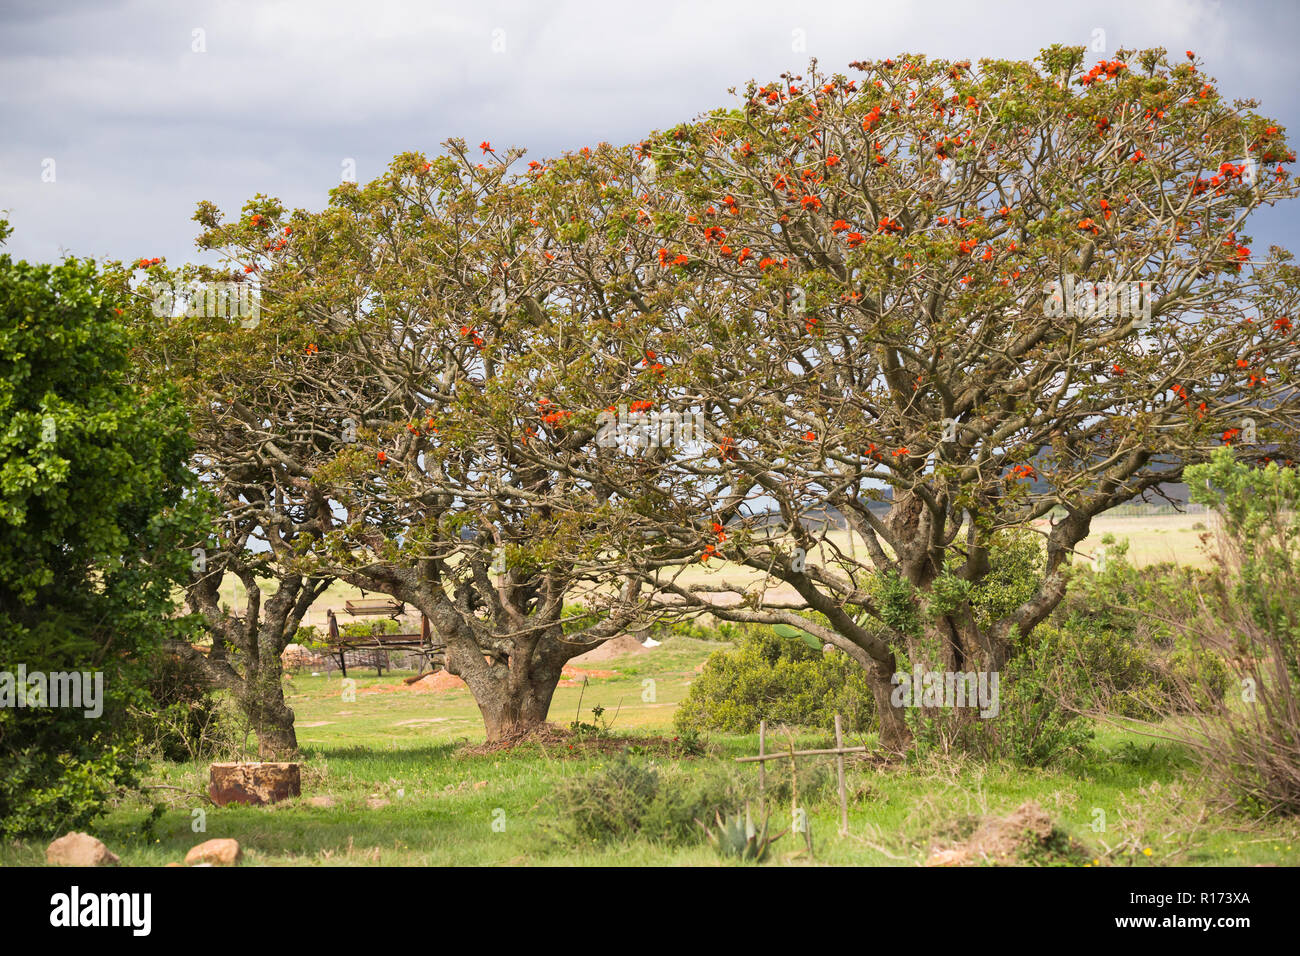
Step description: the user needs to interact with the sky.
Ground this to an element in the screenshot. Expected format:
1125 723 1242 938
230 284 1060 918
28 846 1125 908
2 0 1298 267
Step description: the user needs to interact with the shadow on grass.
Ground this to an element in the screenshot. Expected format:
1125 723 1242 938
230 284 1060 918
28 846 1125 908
303 742 462 764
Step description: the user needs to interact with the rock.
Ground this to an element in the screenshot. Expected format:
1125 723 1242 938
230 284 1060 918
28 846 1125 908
924 848 967 866
185 838 242 866
281 643 328 669
209 761 301 806
46 832 119 867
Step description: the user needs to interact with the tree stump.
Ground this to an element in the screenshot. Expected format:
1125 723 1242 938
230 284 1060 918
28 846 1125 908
208 761 301 806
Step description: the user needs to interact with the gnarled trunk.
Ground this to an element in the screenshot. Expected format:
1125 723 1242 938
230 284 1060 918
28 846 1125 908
866 659 911 752
475 678 559 741
247 683 299 759
448 642 566 743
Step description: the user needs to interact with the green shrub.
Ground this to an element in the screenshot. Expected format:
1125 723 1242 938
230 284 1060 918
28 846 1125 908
0 230 203 838
1054 545 1234 717
551 756 749 845
673 626 875 735
1154 449 1300 816
126 648 232 762
992 624 1097 766
905 623 1095 767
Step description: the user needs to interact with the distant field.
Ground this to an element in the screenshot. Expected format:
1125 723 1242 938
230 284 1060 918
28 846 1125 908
213 512 1217 628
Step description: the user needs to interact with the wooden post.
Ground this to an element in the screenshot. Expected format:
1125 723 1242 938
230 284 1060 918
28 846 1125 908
834 713 848 836
758 721 766 811
328 610 347 678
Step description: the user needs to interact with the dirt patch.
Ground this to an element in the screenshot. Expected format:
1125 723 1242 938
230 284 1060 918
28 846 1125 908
408 671 467 692
360 665 620 695
557 666 616 687
568 633 653 664
924 801 1088 866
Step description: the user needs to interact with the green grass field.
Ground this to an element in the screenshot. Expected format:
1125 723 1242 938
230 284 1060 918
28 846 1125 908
4 632 1297 867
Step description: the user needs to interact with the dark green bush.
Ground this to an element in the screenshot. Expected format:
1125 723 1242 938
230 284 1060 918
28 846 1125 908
127 648 230 761
0 231 203 837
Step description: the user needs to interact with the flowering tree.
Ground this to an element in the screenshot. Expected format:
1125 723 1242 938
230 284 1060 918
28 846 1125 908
623 47 1300 747
180 144 706 741
119 255 335 758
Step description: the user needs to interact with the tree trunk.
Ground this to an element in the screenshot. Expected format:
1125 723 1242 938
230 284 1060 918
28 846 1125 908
865 659 911 752
246 668 299 759
476 682 557 742
454 652 565 743
255 719 299 760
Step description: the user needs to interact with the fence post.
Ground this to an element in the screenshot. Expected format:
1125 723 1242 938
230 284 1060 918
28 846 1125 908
834 713 847 836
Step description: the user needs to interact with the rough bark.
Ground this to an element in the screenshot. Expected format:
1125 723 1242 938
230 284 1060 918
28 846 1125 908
184 566 329 759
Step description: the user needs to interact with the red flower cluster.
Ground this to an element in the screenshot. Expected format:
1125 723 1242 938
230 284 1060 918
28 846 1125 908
1079 60 1127 86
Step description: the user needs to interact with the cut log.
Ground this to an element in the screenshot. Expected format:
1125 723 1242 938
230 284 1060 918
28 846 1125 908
208 761 301 806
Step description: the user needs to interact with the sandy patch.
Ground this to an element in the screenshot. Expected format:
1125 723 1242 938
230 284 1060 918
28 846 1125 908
568 633 654 664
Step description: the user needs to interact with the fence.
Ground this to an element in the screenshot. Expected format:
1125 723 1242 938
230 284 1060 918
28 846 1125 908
736 716 867 842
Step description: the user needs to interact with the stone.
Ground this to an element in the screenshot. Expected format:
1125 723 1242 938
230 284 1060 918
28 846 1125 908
185 838 242 866
209 761 301 806
46 832 119 867
924 848 967 867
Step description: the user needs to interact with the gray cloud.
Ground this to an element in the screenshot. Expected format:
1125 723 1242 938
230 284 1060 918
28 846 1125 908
1 0 1296 265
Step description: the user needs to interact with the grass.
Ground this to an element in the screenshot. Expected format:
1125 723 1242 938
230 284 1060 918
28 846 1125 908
4 633 1298 867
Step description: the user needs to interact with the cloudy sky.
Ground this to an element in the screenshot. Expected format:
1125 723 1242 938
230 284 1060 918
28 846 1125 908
2 0 1298 267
